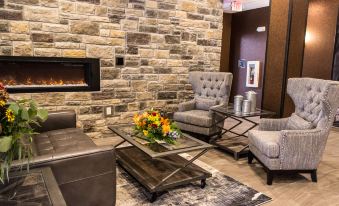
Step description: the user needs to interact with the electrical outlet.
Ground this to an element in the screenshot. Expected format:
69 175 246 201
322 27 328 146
105 106 112 116
116 56 124 67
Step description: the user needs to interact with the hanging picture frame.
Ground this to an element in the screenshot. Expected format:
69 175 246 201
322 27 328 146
246 61 260 88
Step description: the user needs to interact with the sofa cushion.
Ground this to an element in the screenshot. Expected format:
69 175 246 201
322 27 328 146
34 128 96 155
286 113 314 130
248 130 281 158
173 110 213 127
195 97 217 111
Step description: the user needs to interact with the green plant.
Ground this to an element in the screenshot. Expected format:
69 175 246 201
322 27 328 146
0 84 48 183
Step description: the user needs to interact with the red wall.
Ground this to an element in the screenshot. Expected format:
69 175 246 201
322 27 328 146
229 7 269 107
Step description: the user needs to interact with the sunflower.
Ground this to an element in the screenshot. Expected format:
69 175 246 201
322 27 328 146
0 100 5 107
5 109 15 122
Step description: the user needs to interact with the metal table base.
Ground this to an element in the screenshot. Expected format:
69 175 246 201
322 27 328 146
210 106 275 160
213 116 258 160
115 144 211 202
110 126 214 203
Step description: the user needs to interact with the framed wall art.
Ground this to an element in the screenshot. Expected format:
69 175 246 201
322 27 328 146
246 61 260 88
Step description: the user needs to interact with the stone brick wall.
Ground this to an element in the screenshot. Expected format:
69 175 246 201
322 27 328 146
0 0 223 138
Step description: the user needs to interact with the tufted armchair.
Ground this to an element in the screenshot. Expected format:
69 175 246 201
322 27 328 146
248 78 339 185
173 71 233 138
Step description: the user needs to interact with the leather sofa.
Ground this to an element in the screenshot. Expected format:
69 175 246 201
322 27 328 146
14 110 116 206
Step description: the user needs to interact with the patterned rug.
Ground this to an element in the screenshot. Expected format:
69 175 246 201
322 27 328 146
116 155 272 206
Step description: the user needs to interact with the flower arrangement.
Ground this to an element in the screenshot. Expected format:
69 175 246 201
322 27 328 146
0 83 48 183
133 110 181 144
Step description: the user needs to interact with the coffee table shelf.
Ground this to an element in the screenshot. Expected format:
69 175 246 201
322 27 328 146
109 124 214 202
117 146 211 192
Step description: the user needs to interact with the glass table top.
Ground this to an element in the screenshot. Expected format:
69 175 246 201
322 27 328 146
109 124 213 158
210 104 275 118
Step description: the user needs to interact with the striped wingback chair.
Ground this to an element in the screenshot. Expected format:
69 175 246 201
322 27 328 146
248 78 339 185
173 72 233 138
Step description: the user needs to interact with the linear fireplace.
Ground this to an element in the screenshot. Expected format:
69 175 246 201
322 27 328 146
0 56 100 93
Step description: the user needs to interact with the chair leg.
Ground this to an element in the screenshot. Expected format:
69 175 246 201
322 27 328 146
267 170 274 185
311 170 317 182
248 151 254 164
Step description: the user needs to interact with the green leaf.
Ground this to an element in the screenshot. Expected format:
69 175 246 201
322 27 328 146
0 136 12 153
28 108 37 119
8 103 19 115
29 101 37 110
18 144 22 160
21 108 29 121
18 99 28 104
30 120 41 127
37 109 48 122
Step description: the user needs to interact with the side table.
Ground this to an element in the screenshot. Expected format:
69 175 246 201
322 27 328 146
210 105 275 160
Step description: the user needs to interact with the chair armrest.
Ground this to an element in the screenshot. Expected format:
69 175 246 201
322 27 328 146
178 100 196 112
34 110 77 133
258 118 289 131
12 145 115 171
15 146 116 206
208 104 226 115
279 129 325 170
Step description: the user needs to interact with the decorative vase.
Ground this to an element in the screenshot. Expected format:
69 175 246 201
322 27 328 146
234 95 244 113
246 91 257 113
242 100 251 115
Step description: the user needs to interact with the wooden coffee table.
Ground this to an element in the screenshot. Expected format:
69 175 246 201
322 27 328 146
109 124 214 202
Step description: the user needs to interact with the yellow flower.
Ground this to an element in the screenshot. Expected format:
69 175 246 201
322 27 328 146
154 120 161 126
162 124 170 135
6 109 15 122
143 130 149 136
0 100 5 107
148 115 158 122
133 114 140 124
142 112 148 118
160 117 170 126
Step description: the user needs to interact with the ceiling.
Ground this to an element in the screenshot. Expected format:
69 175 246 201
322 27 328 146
223 0 270 13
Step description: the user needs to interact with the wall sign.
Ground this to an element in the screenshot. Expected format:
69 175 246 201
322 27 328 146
238 59 246 69
231 1 243 12
223 0 243 12
246 61 260 88
257 26 266 32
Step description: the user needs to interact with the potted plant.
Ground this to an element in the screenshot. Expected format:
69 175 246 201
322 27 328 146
0 83 48 183
133 109 181 145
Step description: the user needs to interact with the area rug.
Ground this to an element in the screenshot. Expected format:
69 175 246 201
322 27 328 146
116 154 272 206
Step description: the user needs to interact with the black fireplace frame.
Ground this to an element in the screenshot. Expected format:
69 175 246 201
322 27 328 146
0 56 100 93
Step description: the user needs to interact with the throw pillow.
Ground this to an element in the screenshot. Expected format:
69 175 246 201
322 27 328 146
286 113 314 130
195 97 217 111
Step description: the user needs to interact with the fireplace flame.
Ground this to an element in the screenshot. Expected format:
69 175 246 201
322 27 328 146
2 77 85 86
